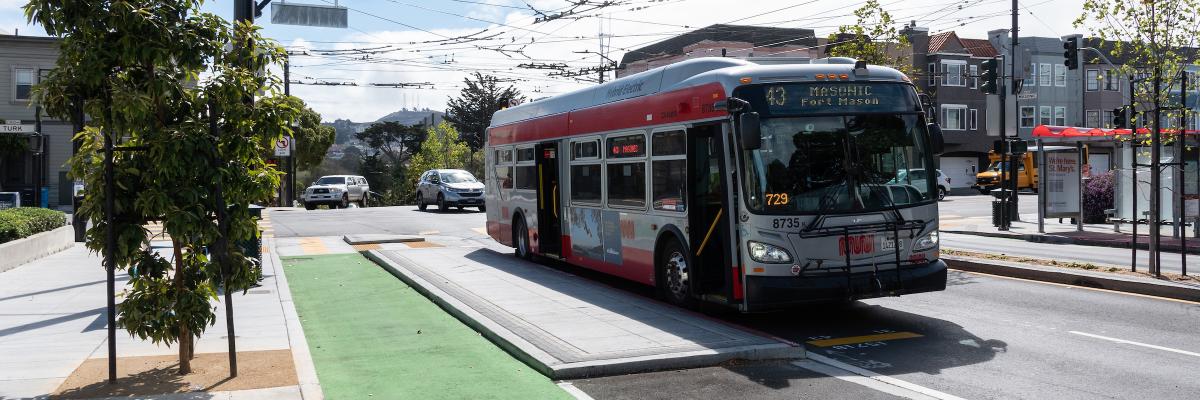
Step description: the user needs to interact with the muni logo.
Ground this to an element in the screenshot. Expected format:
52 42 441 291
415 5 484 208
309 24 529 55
838 235 875 256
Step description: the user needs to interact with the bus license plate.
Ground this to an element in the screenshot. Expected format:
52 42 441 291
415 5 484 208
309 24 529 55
880 236 903 251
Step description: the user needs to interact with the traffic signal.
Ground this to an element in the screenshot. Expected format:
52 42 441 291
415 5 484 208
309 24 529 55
1112 107 1127 128
1063 37 1079 70
980 57 999 94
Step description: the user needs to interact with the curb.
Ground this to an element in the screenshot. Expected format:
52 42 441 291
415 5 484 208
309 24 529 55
0 225 76 273
943 229 1200 255
364 249 804 379
266 236 325 400
943 255 1200 302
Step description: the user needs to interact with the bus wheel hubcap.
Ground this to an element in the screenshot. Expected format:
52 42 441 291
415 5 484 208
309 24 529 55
666 251 688 298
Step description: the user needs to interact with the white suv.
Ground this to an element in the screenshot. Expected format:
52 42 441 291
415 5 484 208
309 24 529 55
302 175 370 210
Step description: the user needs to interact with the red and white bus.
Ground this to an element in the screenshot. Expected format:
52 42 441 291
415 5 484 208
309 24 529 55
484 57 947 311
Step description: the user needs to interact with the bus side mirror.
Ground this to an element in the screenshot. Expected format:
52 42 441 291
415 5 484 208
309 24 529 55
740 112 762 150
927 123 945 155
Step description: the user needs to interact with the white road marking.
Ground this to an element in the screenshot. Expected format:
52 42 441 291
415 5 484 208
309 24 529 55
1069 331 1200 358
795 354 969 400
556 382 595 400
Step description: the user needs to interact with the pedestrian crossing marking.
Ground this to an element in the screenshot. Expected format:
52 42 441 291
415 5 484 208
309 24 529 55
404 241 444 248
352 243 381 251
806 331 923 347
419 230 440 235
299 237 329 255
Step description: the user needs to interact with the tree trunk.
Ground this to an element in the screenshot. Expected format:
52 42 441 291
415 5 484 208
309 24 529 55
173 240 192 374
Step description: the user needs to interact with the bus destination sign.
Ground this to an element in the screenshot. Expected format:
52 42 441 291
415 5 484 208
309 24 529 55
761 83 915 115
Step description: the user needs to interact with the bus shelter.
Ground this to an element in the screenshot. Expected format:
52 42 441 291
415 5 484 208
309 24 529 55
1031 125 1200 236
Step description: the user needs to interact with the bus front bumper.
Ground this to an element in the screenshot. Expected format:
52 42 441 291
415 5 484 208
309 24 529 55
744 259 947 311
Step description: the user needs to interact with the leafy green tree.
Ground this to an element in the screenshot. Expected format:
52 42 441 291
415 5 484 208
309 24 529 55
355 120 426 164
825 0 917 81
444 72 523 171
271 96 334 172
409 122 471 179
25 0 300 374
1075 0 1200 129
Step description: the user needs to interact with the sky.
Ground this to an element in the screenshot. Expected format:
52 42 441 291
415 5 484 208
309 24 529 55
1 0 1090 122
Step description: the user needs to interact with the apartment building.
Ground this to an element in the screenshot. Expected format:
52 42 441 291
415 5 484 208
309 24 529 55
616 24 823 77
0 34 72 209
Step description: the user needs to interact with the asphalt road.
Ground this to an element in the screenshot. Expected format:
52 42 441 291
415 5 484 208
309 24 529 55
270 206 1200 399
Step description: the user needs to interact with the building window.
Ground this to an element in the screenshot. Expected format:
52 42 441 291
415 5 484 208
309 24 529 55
1105 73 1120 91
1086 70 1100 91
928 63 937 86
1039 63 1051 86
1086 110 1100 128
14 68 34 101
942 62 965 86
969 64 978 89
1040 106 1052 126
1054 106 1067 126
941 105 967 130
1102 110 1115 128
1054 64 1066 87
1020 106 1036 128
969 109 978 131
1029 63 1038 86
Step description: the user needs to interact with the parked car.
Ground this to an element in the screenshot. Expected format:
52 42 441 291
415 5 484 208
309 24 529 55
302 175 370 210
891 169 951 201
415 169 485 212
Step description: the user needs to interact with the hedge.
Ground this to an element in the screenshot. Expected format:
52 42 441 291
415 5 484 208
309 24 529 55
0 207 68 244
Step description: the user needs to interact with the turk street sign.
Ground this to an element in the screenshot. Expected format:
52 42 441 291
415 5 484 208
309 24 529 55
1 121 34 133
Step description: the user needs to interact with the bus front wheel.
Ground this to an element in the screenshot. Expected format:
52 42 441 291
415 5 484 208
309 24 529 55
658 240 692 307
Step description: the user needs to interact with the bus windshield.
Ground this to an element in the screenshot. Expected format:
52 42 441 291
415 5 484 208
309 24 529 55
743 114 935 214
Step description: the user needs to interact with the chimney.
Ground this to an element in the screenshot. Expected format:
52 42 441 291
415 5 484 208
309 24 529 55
903 25 930 77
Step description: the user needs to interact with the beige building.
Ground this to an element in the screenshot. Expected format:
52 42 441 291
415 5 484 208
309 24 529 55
617 25 826 78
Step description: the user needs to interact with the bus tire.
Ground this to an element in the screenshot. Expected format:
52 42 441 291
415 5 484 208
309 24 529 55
514 216 532 260
658 239 693 307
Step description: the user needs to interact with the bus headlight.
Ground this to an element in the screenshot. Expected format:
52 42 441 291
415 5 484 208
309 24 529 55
748 241 792 264
912 230 939 252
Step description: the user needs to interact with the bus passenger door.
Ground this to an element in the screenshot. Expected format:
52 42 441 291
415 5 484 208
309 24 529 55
536 142 562 257
688 124 733 302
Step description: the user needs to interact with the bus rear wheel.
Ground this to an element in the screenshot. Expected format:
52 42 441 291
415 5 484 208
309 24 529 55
658 240 692 307
514 217 532 260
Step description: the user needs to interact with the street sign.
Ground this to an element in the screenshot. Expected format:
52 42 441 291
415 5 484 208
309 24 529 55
274 136 293 157
1017 93 1038 100
271 2 348 28
4 119 21 125
0 124 34 133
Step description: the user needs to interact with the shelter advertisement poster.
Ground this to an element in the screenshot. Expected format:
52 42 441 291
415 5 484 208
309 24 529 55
1046 151 1080 215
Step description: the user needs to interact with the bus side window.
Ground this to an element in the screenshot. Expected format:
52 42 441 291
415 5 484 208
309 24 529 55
652 130 686 212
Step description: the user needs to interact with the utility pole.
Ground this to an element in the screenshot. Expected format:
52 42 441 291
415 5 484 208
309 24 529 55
1008 0 1020 223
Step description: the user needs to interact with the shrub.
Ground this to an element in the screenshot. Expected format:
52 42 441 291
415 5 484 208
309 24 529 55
1082 171 1115 224
0 207 68 243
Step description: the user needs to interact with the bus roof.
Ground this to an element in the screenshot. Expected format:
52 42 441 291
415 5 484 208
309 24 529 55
489 57 912 129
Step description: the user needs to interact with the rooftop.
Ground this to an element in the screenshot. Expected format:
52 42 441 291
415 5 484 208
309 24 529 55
618 24 818 67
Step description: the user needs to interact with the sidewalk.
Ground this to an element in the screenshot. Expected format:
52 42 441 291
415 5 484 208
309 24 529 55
0 234 319 399
941 212 1200 254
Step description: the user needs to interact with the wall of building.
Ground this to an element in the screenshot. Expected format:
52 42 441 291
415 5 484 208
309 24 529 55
0 35 71 210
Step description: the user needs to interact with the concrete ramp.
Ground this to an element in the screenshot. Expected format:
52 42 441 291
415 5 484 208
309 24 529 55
367 247 803 379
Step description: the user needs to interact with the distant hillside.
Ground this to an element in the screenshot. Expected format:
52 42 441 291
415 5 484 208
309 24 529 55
322 109 445 144
376 108 445 125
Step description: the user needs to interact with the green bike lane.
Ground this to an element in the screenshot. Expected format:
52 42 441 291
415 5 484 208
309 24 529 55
281 253 572 399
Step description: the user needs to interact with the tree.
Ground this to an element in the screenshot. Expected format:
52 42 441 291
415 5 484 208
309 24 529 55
1076 0 1199 129
355 120 426 164
825 0 917 80
269 96 334 172
26 0 300 374
444 72 524 169
1075 0 1199 274
409 122 471 179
